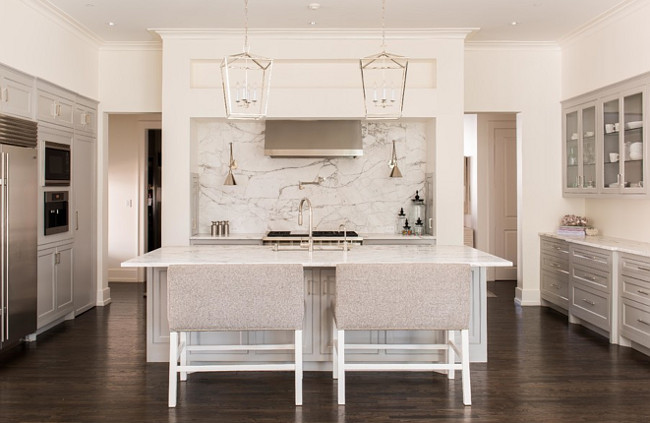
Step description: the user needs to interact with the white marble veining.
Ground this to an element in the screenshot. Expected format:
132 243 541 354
194 120 428 235
540 232 650 257
122 245 512 268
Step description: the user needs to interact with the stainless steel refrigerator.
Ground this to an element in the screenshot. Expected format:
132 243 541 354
0 114 37 352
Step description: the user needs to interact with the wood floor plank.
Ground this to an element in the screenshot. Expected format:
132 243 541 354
2 281 650 422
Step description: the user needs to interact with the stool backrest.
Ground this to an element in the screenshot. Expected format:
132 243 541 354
335 263 471 330
167 264 304 331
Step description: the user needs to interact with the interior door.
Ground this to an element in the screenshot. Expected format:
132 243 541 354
492 125 517 280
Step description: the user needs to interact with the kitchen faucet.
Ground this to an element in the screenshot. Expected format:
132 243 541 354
338 223 348 252
298 198 313 253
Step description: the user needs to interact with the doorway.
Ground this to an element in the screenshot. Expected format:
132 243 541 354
464 113 518 282
146 129 162 252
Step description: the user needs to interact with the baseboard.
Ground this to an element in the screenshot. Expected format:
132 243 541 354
96 286 112 306
108 267 142 283
515 287 541 306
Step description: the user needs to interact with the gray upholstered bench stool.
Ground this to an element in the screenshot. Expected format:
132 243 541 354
333 263 472 405
166 264 304 407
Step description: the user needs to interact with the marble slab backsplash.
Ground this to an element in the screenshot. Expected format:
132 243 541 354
194 120 427 234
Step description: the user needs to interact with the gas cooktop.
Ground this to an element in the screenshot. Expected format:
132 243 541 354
266 230 359 238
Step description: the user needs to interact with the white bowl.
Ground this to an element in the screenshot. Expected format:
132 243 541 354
626 121 643 130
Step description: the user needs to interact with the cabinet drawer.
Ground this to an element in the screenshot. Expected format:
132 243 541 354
570 283 609 331
541 270 569 309
620 299 650 348
571 262 610 292
570 245 612 271
541 253 569 273
541 238 570 260
620 274 650 306
620 253 650 281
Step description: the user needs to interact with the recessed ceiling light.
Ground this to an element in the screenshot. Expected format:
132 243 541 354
107 21 116 27
309 21 317 26
511 21 519 26
308 3 321 10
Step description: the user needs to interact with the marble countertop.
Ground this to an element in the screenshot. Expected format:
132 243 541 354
540 232 650 257
190 233 265 240
122 245 512 268
190 233 436 241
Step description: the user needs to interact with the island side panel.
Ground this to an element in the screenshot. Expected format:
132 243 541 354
146 266 487 364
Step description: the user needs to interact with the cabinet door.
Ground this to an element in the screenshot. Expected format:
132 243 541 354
55 244 74 313
602 95 621 191
73 135 96 315
621 91 645 193
74 103 97 134
0 70 34 118
36 84 74 128
581 105 597 191
564 109 580 192
37 248 56 328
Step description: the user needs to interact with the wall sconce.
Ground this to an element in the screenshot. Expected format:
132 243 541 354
388 140 402 178
224 142 238 186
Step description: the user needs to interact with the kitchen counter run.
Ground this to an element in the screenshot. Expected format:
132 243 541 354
122 244 510 268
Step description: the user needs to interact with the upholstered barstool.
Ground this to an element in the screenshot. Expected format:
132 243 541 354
166 263 304 407
332 263 472 405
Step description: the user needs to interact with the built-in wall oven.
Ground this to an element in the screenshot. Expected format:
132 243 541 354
44 191 68 235
44 142 70 186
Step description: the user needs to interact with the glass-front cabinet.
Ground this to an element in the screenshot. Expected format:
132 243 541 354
602 90 645 194
564 103 597 194
562 78 647 197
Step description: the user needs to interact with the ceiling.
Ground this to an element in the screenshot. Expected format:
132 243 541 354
46 0 628 43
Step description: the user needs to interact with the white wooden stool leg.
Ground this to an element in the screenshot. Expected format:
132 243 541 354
332 319 338 379
337 329 346 405
180 331 188 381
168 331 178 407
461 329 472 406
447 330 455 380
295 329 303 406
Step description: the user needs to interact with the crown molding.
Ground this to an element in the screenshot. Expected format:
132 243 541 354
465 41 560 51
559 0 645 46
151 28 478 41
22 0 103 47
100 41 162 52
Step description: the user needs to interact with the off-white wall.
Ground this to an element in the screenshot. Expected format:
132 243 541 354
562 1 650 243
0 0 98 98
108 115 141 281
107 114 162 282
465 45 583 305
159 31 468 247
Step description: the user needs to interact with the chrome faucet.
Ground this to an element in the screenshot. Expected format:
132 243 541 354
339 223 348 252
298 198 313 253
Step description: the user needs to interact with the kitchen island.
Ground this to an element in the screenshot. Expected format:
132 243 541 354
122 244 511 366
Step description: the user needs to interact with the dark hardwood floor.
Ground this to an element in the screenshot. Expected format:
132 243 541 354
2 281 650 422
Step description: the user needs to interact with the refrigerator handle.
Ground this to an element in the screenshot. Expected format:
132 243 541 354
1 151 7 342
75 211 79 230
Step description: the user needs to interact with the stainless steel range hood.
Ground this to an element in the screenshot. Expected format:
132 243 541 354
264 120 363 157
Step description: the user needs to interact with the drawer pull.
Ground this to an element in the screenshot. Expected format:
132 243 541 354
550 283 559 288
551 263 560 268
637 290 649 296
582 298 595 306
637 319 650 327
581 274 597 281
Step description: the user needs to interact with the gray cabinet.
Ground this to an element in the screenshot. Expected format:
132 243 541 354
0 65 34 119
569 244 614 338
540 236 570 310
73 96 97 135
37 241 74 329
36 81 74 128
72 134 96 315
619 253 650 349
562 75 648 197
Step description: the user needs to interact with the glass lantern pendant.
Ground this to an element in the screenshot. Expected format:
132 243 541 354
221 0 272 120
360 0 408 120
